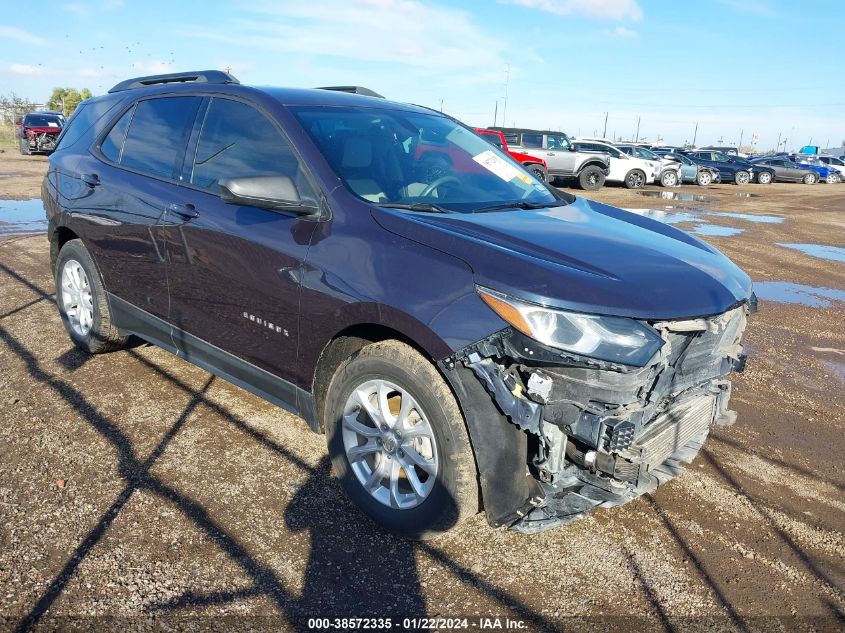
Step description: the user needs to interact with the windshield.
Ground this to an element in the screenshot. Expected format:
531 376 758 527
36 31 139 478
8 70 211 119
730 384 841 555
292 106 556 213
634 147 659 160
24 114 62 128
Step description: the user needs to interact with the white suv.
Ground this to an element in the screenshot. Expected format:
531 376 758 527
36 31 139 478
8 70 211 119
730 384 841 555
573 139 658 189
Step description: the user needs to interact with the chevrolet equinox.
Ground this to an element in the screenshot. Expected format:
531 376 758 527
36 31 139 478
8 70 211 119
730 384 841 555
43 71 754 538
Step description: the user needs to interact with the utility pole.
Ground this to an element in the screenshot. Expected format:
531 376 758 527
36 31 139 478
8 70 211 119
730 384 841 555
493 101 498 127
692 122 698 147
602 111 608 138
739 129 743 151
634 115 640 143
439 99 444 113
776 131 781 152
502 65 510 129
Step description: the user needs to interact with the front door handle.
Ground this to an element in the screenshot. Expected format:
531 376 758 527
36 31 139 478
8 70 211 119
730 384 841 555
546 152 556 156
167 202 199 221
80 173 100 187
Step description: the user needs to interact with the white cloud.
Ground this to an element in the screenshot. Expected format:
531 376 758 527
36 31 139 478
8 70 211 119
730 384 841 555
0 26 44 45
187 0 508 79
10 63 43 75
605 26 637 38
500 0 642 21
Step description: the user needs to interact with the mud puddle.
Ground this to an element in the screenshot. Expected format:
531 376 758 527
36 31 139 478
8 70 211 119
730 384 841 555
753 281 845 307
0 198 47 237
638 191 708 202
777 243 845 263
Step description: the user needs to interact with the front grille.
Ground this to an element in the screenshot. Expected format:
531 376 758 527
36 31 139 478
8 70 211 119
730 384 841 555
628 394 716 471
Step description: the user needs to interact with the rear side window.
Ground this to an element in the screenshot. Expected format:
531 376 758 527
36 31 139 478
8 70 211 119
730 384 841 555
521 133 542 148
190 98 313 198
100 106 134 163
121 97 201 179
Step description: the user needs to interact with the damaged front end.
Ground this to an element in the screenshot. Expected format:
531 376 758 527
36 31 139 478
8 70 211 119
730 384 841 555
441 298 752 534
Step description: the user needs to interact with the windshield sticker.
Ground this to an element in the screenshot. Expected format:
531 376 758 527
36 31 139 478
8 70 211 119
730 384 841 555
473 149 527 183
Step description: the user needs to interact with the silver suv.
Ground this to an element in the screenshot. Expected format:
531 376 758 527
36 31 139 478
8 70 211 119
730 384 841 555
491 128 610 190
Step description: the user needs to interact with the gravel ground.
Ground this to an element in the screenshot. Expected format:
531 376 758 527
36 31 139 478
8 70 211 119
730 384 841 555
0 152 843 632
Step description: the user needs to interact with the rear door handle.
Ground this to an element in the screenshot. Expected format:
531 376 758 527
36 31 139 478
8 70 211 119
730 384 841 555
167 202 199 221
80 173 100 187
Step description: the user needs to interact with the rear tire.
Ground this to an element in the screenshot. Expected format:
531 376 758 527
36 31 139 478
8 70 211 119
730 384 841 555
577 165 605 190
55 239 129 354
624 169 646 189
324 340 478 539
734 170 750 185
803 172 817 184
660 169 679 187
756 171 772 184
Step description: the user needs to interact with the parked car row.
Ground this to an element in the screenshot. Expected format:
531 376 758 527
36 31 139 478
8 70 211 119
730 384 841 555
475 128 723 191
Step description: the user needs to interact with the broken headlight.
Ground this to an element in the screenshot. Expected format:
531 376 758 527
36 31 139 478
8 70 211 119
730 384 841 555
478 287 664 366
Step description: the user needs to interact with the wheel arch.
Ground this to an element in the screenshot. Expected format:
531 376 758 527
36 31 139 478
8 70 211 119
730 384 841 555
49 225 80 271
576 158 609 175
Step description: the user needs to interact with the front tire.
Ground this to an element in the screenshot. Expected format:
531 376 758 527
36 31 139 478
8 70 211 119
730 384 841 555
324 340 478 539
734 170 750 185
825 173 839 184
756 171 772 184
624 169 646 189
55 239 128 354
803 172 817 184
696 170 713 186
19 138 31 155
577 165 605 190
660 169 679 187
525 163 548 183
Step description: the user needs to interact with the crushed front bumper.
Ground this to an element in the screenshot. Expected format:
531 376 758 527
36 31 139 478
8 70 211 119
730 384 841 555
442 303 750 534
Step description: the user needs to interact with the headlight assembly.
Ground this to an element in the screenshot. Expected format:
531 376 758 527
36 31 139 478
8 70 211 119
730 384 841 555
478 287 664 366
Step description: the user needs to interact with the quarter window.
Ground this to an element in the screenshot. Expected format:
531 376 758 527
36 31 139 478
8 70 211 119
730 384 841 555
100 106 135 164
120 97 201 179
191 98 313 199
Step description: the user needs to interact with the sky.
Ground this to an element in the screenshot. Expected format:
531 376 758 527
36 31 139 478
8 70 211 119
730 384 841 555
1 0 844 151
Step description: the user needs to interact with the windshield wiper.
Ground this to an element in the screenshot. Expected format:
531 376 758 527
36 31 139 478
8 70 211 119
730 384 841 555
379 202 450 214
473 199 569 213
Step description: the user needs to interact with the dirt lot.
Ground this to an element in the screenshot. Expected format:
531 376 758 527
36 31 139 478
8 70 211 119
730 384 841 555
1 151 843 631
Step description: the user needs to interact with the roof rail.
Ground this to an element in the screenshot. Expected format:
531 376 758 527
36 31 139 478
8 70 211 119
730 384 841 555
108 70 239 94
316 86 384 98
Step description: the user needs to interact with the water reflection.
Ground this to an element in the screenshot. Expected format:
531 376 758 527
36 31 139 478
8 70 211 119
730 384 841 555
753 281 845 307
0 198 47 237
777 243 845 263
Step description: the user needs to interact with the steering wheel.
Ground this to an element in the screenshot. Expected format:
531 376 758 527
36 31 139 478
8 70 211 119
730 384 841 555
420 175 461 198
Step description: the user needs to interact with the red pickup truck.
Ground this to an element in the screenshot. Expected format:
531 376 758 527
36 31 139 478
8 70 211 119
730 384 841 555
475 128 548 182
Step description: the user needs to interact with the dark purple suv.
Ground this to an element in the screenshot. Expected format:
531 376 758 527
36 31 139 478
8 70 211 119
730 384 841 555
43 71 754 537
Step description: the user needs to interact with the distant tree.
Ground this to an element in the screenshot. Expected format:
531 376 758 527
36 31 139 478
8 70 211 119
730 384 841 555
47 87 93 116
0 93 38 123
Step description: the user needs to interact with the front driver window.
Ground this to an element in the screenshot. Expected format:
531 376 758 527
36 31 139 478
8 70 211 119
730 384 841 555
191 98 316 202
546 135 570 151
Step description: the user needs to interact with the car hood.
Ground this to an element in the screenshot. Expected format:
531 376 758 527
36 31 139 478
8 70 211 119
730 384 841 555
372 197 752 320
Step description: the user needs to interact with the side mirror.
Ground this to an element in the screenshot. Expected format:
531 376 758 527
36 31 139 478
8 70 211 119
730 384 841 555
14 118 22 126
219 176 319 216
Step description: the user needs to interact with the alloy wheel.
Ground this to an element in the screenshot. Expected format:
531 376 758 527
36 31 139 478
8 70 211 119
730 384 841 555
60 259 94 336
342 379 439 509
